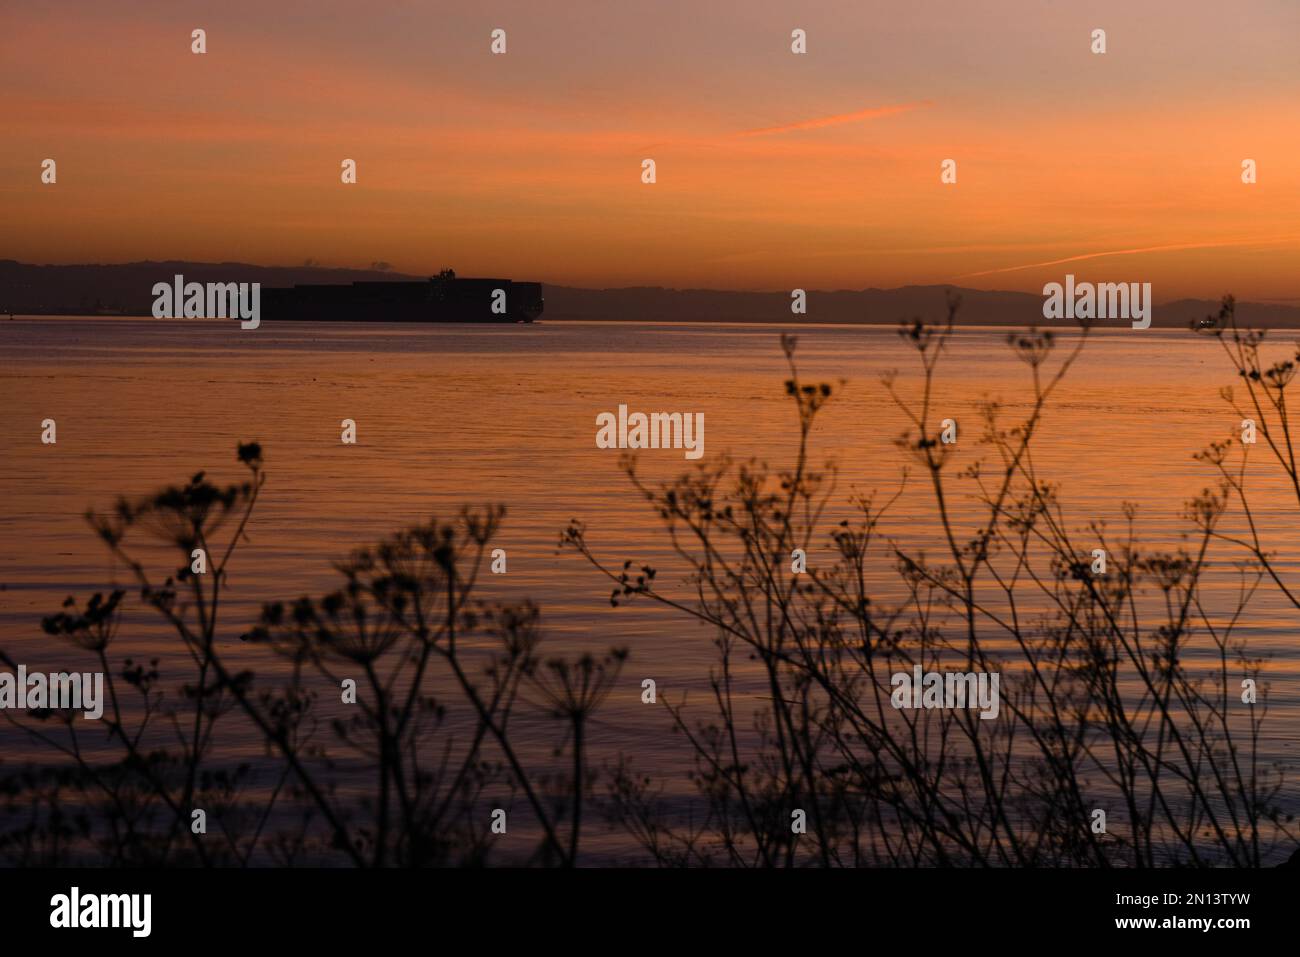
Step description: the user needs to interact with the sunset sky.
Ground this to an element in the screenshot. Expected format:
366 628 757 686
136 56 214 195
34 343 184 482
3 0 1299 298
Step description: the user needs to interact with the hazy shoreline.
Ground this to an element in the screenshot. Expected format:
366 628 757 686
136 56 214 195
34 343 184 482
6 260 1300 328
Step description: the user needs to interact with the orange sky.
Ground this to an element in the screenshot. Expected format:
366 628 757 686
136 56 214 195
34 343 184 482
3 0 1299 298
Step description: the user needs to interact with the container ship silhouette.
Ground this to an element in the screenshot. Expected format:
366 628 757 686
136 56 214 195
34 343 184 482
262 269 543 323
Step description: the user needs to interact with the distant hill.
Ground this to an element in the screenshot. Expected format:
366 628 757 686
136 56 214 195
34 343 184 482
2 260 1298 328
543 284 1300 329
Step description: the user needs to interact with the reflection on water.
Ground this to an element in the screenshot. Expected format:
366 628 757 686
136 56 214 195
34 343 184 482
1 317 1297 860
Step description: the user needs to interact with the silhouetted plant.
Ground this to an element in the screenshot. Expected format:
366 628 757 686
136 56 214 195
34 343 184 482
565 296 1295 867
1 448 623 866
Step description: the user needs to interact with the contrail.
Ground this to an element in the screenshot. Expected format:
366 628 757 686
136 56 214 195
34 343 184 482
953 237 1300 280
740 101 930 136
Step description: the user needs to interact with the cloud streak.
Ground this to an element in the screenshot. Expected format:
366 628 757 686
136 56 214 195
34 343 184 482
740 101 930 136
952 237 1300 279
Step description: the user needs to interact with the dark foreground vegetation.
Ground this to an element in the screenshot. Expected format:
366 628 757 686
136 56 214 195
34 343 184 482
2 297 1296 866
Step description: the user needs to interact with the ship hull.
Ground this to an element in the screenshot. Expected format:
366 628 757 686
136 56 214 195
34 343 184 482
262 278 542 323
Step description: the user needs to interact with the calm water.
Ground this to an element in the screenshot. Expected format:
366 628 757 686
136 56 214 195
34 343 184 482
2 317 1297 860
